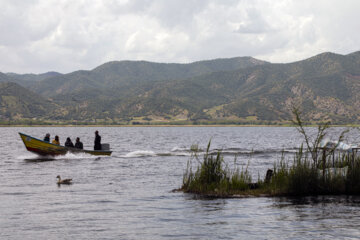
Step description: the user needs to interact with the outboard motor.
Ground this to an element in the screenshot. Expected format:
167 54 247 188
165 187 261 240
101 143 110 151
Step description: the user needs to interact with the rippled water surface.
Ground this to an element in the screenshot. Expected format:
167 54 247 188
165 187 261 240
1 127 360 239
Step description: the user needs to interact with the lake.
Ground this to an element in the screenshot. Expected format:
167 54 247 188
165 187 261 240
1 126 360 239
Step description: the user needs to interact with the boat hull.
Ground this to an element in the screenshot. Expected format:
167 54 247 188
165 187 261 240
19 133 112 156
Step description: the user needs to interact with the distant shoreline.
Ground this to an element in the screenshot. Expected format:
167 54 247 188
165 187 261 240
0 124 355 127
0 124 282 127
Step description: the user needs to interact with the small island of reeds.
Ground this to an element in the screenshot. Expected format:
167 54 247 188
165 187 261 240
180 108 360 197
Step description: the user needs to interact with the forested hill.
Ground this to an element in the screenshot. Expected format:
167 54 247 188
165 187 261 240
0 82 63 121
28 56 268 97
1 51 360 124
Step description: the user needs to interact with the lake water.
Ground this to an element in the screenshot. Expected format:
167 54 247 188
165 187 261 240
1 126 360 239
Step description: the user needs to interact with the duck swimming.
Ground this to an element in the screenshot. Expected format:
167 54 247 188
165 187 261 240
56 175 72 184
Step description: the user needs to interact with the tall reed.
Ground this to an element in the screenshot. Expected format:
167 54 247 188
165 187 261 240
182 140 252 195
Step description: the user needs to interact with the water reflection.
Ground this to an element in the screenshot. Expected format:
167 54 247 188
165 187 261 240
270 196 360 238
274 195 360 207
24 158 56 162
197 199 227 212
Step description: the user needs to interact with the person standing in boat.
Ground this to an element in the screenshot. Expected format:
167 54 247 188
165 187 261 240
65 137 74 148
52 135 60 145
94 130 101 150
44 133 50 142
75 137 83 149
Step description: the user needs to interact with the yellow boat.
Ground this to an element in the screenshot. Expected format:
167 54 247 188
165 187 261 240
19 132 112 156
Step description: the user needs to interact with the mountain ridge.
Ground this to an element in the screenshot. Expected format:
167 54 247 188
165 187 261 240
0 51 359 124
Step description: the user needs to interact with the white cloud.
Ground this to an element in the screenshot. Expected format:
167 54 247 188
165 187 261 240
0 0 359 73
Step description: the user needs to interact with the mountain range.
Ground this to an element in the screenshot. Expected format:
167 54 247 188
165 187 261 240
1 51 360 124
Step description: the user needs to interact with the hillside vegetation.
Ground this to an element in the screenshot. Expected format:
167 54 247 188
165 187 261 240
1 51 360 124
0 82 64 122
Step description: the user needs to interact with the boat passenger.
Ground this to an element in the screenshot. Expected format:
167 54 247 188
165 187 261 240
74 137 83 149
65 137 74 148
52 135 60 145
44 133 50 142
94 130 101 150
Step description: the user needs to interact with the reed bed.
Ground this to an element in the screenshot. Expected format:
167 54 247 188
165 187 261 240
181 108 360 197
181 143 360 197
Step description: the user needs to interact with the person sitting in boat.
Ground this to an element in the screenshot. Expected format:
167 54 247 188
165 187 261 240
43 133 50 142
65 137 74 148
94 130 101 150
74 137 83 149
52 135 60 145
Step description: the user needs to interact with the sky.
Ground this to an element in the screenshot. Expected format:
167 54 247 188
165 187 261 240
0 0 359 74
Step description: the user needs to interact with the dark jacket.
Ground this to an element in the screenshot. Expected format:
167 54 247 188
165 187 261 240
44 136 50 142
94 134 101 150
65 139 74 148
75 141 83 149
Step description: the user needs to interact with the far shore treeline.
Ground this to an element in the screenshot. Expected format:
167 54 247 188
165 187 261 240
1 51 360 125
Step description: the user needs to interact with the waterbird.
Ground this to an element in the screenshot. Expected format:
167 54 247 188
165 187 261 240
56 175 72 184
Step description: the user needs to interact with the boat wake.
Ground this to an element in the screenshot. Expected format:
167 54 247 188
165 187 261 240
20 152 104 162
120 147 298 158
123 150 157 158
21 147 299 160
121 149 192 158
54 152 104 159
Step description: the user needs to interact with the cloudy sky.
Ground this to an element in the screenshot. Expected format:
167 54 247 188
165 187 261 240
1 0 359 73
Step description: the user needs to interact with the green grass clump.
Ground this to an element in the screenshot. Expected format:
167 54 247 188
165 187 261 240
270 149 360 196
182 140 252 196
181 141 360 197
270 146 327 196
